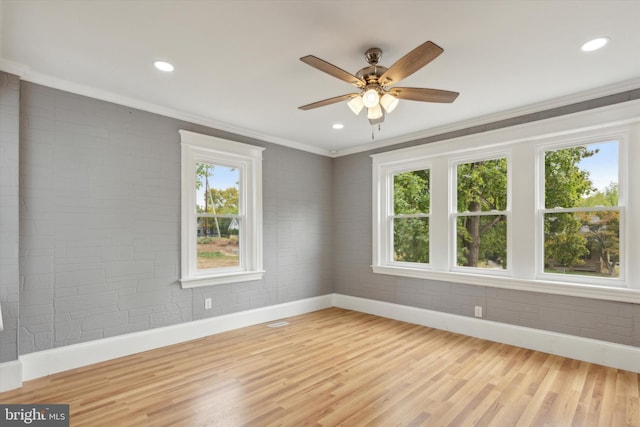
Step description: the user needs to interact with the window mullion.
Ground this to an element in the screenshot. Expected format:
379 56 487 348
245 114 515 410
393 213 429 219
456 210 509 217
372 109 638 295
542 206 620 214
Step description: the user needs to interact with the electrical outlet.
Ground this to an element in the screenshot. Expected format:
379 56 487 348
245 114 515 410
474 305 483 318
205 297 212 310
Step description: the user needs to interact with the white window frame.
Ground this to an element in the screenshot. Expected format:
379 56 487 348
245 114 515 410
179 130 264 288
375 160 432 270
371 99 640 304
450 152 512 276
536 134 626 286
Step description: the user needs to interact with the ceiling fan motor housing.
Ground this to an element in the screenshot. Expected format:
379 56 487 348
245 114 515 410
364 47 382 65
358 48 387 86
356 65 388 85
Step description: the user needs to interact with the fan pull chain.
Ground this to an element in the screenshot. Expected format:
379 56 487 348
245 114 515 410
371 123 383 140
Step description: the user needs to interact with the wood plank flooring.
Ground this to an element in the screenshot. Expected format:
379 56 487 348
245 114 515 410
1 308 638 426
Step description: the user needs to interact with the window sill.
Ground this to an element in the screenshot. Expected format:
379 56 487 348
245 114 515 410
371 265 640 304
180 270 265 289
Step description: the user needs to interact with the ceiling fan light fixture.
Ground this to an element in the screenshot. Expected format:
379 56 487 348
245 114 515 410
362 88 380 108
367 104 383 120
368 112 385 126
380 93 399 113
347 95 364 115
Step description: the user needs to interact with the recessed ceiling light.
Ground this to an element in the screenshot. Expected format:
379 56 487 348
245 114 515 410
581 37 609 52
154 60 175 72
332 123 344 130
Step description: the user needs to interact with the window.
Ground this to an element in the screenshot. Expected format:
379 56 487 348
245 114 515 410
373 161 431 270
540 140 621 282
371 100 640 302
196 163 240 270
453 156 509 272
180 130 264 288
393 169 430 265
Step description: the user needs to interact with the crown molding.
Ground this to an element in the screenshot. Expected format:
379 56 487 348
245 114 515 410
335 77 640 157
3 57 639 159
0 59 331 157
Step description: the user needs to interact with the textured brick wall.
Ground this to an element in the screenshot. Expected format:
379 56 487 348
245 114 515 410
18 82 333 354
333 90 640 348
10 77 640 360
0 73 20 363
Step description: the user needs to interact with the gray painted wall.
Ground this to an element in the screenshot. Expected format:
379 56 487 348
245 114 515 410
0 74 20 363
1 73 638 367
333 89 640 348
16 80 333 356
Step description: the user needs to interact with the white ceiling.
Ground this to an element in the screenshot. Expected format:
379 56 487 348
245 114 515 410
2 0 640 156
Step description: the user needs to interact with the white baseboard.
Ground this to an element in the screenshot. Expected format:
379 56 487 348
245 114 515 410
0 294 333 392
333 294 640 373
2 292 638 393
0 360 21 392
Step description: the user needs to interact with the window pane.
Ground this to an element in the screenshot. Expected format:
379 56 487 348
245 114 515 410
196 163 240 214
544 211 619 277
393 217 429 263
456 215 507 269
197 217 240 270
394 169 430 214
545 141 618 209
457 158 507 212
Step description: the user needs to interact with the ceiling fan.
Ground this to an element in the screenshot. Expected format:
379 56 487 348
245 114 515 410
298 41 459 125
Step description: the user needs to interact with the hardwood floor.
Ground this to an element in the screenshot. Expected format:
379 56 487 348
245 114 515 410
1 308 639 426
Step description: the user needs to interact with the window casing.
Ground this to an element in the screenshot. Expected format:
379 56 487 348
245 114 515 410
180 130 264 288
374 160 431 270
371 100 640 303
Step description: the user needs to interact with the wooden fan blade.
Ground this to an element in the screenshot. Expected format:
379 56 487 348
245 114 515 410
300 55 365 88
389 87 459 103
298 93 358 110
378 41 444 87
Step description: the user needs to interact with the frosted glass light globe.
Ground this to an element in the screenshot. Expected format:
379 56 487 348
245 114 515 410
362 89 380 108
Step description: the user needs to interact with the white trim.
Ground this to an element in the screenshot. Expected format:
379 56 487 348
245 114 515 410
371 265 640 303
179 270 266 288
0 63 331 156
371 100 640 300
1 293 638 393
374 162 433 269
449 152 511 275
370 99 640 163
0 295 333 391
2 59 638 159
179 130 264 288
535 136 625 286
334 294 640 373
338 78 640 157
0 360 21 392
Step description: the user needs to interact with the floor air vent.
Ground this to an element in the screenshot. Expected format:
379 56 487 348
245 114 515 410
267 321 289 328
